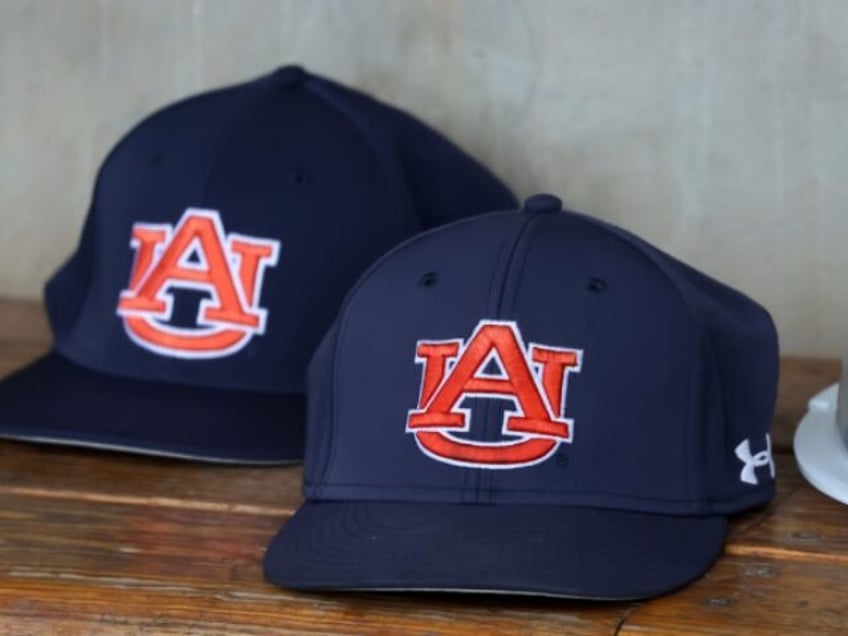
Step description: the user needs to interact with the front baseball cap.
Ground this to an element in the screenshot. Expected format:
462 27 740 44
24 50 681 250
0 66 516 463
264 194 779 598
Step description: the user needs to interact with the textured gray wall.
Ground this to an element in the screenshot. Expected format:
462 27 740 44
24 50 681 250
0 0 845 355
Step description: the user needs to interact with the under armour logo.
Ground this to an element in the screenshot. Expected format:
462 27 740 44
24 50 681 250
735 434 774 485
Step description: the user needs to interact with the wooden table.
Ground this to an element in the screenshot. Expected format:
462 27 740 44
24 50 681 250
0 299 845 635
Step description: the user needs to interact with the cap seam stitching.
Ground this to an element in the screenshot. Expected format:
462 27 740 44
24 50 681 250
478 212 541 503
565 211 704 504
320 213 515 487
196 78 282 204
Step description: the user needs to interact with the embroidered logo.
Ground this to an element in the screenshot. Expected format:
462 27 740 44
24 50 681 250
735 434 775 485
406 320 582 469
116 208 280 359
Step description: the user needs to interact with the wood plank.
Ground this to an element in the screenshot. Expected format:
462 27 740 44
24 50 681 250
619 554 848 635
0 579 632 636
726 477 848 566
0 447 800 547
0 492 631 636
0 495 278 586
722 450 848 567
724 453 804 542
0 441 303 515
0 449 806 542
2 298 847 635
0 455 837 636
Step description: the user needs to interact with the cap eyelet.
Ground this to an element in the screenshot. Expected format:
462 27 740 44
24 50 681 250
292 168 307 185
419 272 439 288
151 152 164 166
586 277 607 293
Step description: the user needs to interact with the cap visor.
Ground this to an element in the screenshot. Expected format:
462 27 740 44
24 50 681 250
0 353 303 463
264 500 726 600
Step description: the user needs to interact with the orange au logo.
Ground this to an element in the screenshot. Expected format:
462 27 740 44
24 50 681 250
116 208 280 359
406 320 582 469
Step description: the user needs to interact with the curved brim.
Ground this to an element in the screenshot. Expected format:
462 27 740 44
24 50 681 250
0 353 304 463
264 501 726 599
794 384 848 505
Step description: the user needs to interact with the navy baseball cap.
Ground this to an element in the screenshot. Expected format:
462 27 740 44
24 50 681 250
0 66 516 463
264 194 779 598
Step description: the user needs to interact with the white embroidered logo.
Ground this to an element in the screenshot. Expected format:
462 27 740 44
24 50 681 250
735 434 775 485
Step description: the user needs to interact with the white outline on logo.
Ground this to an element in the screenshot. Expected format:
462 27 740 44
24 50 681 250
116 208 280 360
406 320 583 469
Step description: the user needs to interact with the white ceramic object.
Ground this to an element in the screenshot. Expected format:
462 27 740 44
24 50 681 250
794 383 848 505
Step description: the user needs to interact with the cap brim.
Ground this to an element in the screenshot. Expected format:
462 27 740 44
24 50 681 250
0 353 303 464
794 384 848 506
264 500 726 599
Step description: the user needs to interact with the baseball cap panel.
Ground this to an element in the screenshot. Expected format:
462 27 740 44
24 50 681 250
483 212 698 509
0 353 303 462
53 75 404 394
199 78 418 392
659 253 778 511
45 79 268 343
311 212 527 497
308 211 700 510
264 500 726 599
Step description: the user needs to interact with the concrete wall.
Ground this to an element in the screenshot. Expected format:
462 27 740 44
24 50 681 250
1 0 845 355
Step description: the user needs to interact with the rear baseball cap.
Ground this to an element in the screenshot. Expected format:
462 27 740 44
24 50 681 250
0 66 516 463
264 194 779 598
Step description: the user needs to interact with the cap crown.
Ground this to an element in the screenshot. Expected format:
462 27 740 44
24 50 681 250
304 207 779 515
46 67 516 393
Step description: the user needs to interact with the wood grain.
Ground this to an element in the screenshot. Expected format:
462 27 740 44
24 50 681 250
0 442 302 516
0 493 632 636
724 453 804 542
727 480 848 566
619 554 848 635
2 299 848 635
0 579 634 636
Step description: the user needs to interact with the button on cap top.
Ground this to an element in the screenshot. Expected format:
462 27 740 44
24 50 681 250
522 194 563 214
271 65 307 86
